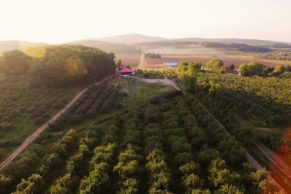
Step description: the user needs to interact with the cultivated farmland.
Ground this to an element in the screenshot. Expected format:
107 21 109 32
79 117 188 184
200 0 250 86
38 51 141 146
0 76 83 161
0 92 266 194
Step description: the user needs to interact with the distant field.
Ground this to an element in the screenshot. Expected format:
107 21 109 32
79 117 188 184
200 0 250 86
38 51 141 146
144 54 291 68
116 52 141 67
142 45 291 68
143 46 221 55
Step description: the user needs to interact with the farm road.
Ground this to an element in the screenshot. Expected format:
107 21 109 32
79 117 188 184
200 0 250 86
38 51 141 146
125 76 181 91
0 77 111 171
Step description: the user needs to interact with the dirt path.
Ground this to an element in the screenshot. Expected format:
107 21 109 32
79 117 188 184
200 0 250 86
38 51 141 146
0 77 111 171
125 76 181 91
256 127 275 133
246 153 262 170
197 100 263 169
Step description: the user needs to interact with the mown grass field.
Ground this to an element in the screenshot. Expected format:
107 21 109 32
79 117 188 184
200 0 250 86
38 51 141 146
116 78 175 110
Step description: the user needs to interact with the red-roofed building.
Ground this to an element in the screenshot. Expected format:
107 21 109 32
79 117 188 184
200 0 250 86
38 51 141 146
118 64 135 75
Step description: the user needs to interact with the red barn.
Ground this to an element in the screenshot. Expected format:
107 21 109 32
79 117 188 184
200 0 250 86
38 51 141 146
118 65 135 75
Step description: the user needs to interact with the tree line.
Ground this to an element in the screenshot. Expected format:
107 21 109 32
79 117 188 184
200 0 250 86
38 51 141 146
237 62 290 77
177 59 290 76
136 58 290 80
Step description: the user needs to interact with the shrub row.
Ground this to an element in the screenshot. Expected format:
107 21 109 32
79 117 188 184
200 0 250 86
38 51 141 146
13 129 77 194
78 125 119 194
143 122 172 194
79 143 117 194
162 107 202 193
114 118 144 193
49 135 98 194
186 97 246 167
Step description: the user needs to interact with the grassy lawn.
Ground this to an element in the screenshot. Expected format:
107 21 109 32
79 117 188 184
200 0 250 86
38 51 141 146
116 78 175 110
5 116 35 140
0 116 36 159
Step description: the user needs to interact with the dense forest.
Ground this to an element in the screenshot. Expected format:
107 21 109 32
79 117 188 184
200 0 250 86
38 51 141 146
0 45 115 87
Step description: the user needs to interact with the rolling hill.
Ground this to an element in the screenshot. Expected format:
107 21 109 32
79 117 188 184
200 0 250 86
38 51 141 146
99 33 167 44
70 40 139 53
96 34 291 48
173 38 291 48
69 40 141 66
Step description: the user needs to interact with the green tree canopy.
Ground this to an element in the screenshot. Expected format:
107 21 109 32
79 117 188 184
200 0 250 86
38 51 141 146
28 45 115 87
205 59 226 73
238 61 273 77
178 62 202 76
0 45 115 87
272 65 286 75
0 50 30 75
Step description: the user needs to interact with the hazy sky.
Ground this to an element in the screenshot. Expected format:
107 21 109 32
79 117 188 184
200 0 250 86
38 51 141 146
0 0 290 43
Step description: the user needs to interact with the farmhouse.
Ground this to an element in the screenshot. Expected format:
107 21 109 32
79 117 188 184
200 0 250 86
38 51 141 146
118 64 135 75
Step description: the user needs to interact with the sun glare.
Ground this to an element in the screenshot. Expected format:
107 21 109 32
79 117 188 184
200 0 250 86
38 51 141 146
21 47 47 58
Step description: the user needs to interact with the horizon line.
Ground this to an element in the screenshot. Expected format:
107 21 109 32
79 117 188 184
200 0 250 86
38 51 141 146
0 33 290 45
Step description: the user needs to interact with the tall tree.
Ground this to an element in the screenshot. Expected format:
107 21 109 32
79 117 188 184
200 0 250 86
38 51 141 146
0 50 30 75
205 59 226 73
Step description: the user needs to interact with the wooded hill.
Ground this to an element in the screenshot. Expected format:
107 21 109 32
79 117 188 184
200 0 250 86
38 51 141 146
0 45 116 87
